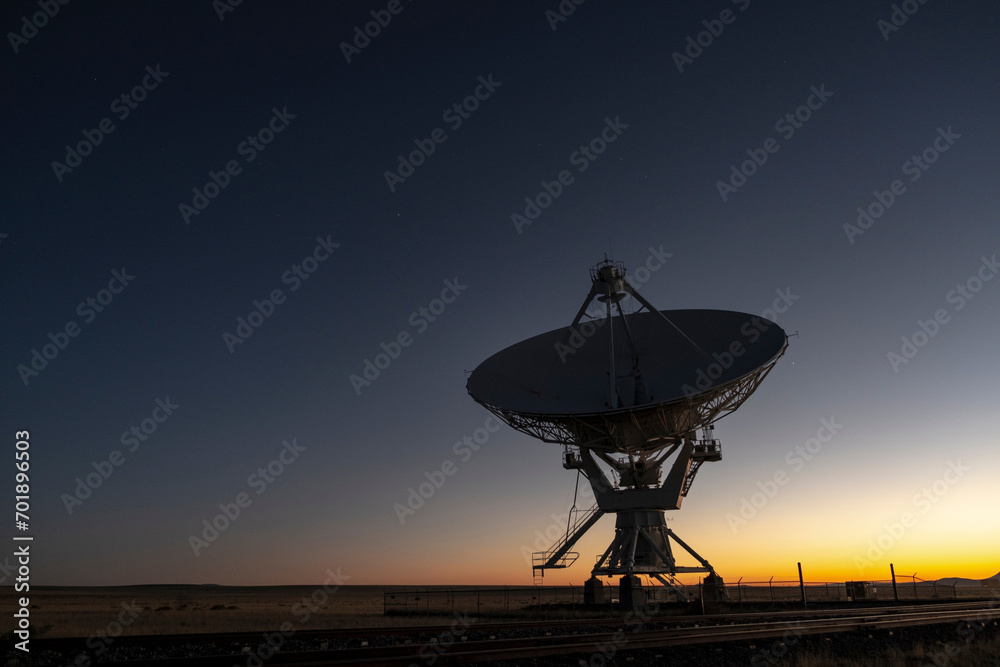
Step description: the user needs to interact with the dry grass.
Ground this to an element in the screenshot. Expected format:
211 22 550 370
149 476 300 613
4 585 587 638
4 586 398 638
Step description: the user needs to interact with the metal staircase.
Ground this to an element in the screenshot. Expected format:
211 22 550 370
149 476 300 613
681 428 722 497
532 503 605 584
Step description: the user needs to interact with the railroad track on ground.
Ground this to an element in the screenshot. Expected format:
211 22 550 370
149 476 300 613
9 599 999 666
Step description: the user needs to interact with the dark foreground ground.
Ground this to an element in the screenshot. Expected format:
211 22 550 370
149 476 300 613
3 586 998 665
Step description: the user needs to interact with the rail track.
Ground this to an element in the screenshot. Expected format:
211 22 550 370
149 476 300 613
10 598 999 666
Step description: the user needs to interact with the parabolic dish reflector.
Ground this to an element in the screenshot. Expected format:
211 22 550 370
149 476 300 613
467 309 786 452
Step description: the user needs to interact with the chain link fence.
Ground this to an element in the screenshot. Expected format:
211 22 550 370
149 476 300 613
384 579 993 615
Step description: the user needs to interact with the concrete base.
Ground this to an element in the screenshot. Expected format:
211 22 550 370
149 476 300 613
584 576 606 604
619 574 647 612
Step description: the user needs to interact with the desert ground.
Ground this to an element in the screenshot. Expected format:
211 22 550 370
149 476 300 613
7 581 997 639
5 585 413 638
4 585 999 666
4 584 592 638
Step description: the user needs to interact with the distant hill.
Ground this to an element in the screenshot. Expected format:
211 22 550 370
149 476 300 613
933 572 1000 586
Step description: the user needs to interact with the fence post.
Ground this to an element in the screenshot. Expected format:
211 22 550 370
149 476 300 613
798 562 806 609
769 576 774 605
890 563 899 603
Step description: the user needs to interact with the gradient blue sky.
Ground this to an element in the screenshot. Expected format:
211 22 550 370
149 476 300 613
2 1 998 587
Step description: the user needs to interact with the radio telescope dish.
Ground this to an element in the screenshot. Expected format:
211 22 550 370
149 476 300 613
466 258 788 609
467 308 785 453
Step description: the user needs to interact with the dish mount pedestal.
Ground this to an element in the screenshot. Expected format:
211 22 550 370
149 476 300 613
554 434 723 607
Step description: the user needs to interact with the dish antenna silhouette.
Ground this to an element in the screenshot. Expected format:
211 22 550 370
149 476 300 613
467 258 787 609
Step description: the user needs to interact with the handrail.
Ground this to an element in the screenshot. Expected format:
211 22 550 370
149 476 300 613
533 503 604 572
